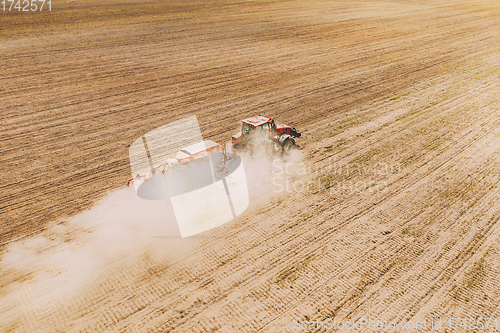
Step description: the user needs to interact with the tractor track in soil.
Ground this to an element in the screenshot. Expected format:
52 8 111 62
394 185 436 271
254 108 500 330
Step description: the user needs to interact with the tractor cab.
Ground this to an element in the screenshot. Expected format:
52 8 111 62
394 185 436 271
241 116 274 136
233 116 274 145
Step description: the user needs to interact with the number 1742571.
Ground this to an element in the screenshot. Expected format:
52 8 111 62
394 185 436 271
2 0 51 11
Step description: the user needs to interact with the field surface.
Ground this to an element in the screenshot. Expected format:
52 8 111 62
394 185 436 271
2 0 500 332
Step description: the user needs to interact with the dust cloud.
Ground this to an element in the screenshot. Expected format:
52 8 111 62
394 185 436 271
0 187 188 331
0 148 302 332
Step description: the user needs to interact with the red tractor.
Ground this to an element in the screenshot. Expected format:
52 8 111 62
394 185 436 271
231 115 301 154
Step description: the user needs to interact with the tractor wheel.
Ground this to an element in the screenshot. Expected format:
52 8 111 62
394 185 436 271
282 138 295 154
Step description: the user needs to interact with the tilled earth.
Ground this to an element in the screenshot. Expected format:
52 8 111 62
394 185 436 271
1 0 500 332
